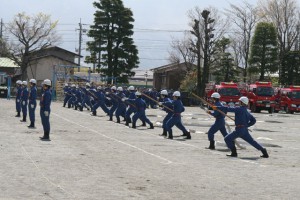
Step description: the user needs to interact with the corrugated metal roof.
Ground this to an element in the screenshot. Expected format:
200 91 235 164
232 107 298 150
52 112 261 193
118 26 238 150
0 57 19 68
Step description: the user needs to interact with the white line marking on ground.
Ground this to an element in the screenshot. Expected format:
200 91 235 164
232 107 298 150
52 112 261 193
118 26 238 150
21 145 75 198
52 112 173 165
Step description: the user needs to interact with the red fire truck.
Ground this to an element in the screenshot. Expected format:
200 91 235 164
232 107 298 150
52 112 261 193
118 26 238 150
206 82 241 107
274 86 300 114
247 81 276 113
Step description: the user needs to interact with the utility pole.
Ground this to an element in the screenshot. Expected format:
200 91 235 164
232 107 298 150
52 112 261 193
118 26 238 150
77 19 83 72
0 18 3 39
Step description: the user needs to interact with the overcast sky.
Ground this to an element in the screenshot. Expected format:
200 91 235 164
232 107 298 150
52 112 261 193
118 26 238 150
1 0 258 70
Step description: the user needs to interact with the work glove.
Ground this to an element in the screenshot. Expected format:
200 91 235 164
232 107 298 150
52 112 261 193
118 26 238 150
44 111 49 117
17 99 20 102
30 104 34 109
22 101 25 106
122 98 126 102
105 92 109 95
212 106 217 110
158 102 163 106
106 97 111 100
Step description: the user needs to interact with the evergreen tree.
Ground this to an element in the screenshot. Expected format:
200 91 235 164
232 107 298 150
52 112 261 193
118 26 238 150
249 22 278 81
87 0 139 84
281 51 300 85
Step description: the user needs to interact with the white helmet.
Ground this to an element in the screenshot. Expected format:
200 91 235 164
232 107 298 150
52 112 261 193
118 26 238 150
117 86 123 91
16 80 22 85
22 81 28 86
97 86 102 90
111 86 116 90
43 79 51 86
161 90 168 96
86 82 91 87
173 91 181 97
211 92 221 99
128 86 135 91
65 83 68 86
239 96 249 105
29 79 37 84
135 91 141 96
71 84 76 87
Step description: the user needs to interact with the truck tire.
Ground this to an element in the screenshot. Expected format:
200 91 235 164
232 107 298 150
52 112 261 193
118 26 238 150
268 107 274 114
285 106 294 114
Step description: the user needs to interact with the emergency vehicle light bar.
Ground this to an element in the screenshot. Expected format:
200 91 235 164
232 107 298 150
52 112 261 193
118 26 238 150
290 85 300 89
220 82 237 86
255 81 271 85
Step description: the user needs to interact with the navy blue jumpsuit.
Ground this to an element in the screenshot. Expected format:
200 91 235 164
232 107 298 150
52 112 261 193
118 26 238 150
224 106 264 151
28 86 37 124
40 88 52 133
207 101 228 142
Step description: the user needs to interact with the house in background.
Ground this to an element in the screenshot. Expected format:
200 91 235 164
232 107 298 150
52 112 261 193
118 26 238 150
27 46 81 84
151 62 196 90
0 57 21 84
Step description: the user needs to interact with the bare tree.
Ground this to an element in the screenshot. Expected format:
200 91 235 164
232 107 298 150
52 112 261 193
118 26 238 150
6 12 60 79
168 33 196 71
226 1 259 83
258 0 300 84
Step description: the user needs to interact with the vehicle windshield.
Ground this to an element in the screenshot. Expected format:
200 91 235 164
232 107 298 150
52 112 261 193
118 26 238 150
256 87 274 97
218 88 240 96
288 91 300 99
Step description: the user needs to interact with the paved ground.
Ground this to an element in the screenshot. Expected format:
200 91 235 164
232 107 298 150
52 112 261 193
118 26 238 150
0 98 299 200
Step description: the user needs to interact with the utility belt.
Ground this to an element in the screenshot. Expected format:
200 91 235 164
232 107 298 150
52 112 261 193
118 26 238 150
236 125 245 128
173 113 181 116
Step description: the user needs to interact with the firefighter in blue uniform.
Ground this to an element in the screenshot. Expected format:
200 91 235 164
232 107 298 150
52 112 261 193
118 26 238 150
165 91 191 140
81 82 92 111
218 96 269 158
15 80 22 117
115 87 126 123
158 90 173 137
124 86 136 126
28 79 37 128
206 92 228 150
20 81 29 122
108 86 118 121
68 84 76 108
63 83 71 107
91 86 110 116
40 79 52 141
132 91 154 129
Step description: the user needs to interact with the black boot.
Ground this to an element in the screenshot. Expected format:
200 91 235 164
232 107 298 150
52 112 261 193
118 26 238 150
125 118 130 126
28 122 35 128
92 111 96 116
227 147 237 157
15 112 21 117
206 141 215 150
40 131 50 141
167 130 173 139
260 148 269 158
80 106 83 111
109 116 113 121
117 118 120 123
149 123 154 129
141 121 146 126
183 131 191 139
160 129 167 136
132 123 136 129
20 115 26 122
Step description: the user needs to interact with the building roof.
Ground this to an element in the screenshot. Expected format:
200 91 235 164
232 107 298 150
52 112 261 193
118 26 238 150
40 46 82 57
0 57 19 68
150 62 195 72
